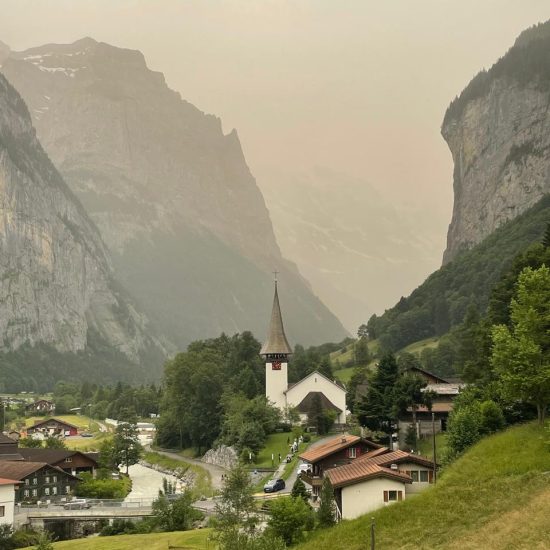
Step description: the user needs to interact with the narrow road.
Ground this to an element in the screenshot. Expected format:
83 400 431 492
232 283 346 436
278 435 336 494
152 448 226 490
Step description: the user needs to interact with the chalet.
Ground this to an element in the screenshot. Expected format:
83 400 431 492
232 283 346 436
25 400 55 414
299 434 382 496
325 449 436 520
27 418 78 438
0 461 79 503
15 449 97 477
0 478 19 526
398 367 463 442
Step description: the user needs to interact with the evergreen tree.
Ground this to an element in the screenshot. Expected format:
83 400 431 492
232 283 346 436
291 477 310 503
317 477 336 527
357 353 399 440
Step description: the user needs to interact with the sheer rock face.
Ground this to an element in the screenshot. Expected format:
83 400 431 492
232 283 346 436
0 73 161 361
1 38 347 346
442 24 550 265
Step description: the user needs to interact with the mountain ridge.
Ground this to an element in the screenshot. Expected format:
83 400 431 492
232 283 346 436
1 37 348 347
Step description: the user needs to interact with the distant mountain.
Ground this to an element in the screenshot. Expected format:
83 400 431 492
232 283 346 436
1 38 348 347
442 20 550 264
0 73 165 390
260 168 444 332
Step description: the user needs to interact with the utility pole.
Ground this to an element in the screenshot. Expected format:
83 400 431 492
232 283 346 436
370 517 375 550
432 412 437 484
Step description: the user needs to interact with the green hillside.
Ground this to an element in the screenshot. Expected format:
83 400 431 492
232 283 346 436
296 422 550 549
23 530 211 549
367 194 550 352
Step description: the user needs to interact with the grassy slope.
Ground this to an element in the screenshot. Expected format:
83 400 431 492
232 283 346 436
297 422 550 550
24 529 211 550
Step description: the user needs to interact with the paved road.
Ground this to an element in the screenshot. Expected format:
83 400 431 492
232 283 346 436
125 463 182 500
279 435 335 494
153 448 226 490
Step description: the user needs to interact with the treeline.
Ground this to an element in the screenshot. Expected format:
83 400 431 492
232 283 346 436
156 332 273 453
0 328 159 393
366 195 550 355
52 380 162 420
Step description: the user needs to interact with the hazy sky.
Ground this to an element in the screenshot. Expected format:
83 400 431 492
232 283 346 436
2 0 550 250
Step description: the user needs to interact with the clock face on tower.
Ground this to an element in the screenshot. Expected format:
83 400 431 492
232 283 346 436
272 361 282 370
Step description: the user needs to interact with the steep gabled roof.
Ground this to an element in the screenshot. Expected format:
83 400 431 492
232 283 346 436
326 460 411 488
29 418 78 430
260 282 292 356
299 435 381 464
16 448 97 466
357 449 437 469
295 391 343 414
0 461 79 481
285 370 346 394
408 366 449 384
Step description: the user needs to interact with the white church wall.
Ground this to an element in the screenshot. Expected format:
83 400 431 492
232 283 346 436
285 371 346 424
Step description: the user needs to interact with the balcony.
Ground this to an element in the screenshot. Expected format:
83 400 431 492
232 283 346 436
300 472 323 487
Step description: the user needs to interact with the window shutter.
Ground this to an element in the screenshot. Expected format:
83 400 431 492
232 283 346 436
398 491 403 501
383 491 388 502
428 470 434 483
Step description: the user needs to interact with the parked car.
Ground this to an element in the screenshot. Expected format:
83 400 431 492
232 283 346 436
80 432 93 438
264 478 285 493
63 499 91 510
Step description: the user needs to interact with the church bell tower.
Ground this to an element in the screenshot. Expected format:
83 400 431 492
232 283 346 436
260 277 292 411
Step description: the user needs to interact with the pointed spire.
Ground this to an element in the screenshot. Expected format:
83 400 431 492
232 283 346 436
260 278 293 356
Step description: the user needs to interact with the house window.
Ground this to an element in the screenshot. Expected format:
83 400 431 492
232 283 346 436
32 489 37 497
25 479 29 486
45 476 50 484
52 487 57 495
420 470 429 482
348 447 357 459
65 486 71 494
65 458 72 463
53 476 57 483
411 471 419 482
32 478 38 485
0 506 4 517
44 488 50 496
24 489 29 498
383 490 403 502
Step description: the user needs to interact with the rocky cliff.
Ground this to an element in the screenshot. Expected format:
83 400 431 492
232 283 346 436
442 21 550 264
0 72 164 381
1 38 347 346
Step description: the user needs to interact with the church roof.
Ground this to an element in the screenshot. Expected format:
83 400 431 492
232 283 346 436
295 391 343 414
260 282 292 356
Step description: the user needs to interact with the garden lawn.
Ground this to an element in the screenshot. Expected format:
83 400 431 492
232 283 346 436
296 422 550 550
253 431 294 468
23 529 212 550
417 432 448 461
24 414 96 430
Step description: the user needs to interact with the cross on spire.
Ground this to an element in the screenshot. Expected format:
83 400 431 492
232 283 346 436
273 270 279 284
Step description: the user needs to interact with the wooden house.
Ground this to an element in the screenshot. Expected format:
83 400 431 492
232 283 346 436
27 418 78 438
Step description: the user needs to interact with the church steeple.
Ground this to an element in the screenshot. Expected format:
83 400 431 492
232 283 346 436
260 279 292 356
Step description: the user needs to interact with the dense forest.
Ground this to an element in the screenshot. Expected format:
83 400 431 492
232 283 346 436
366 195 550 353
0 328 162 393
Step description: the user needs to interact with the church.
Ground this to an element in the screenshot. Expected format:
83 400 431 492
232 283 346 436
260 280 347 425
